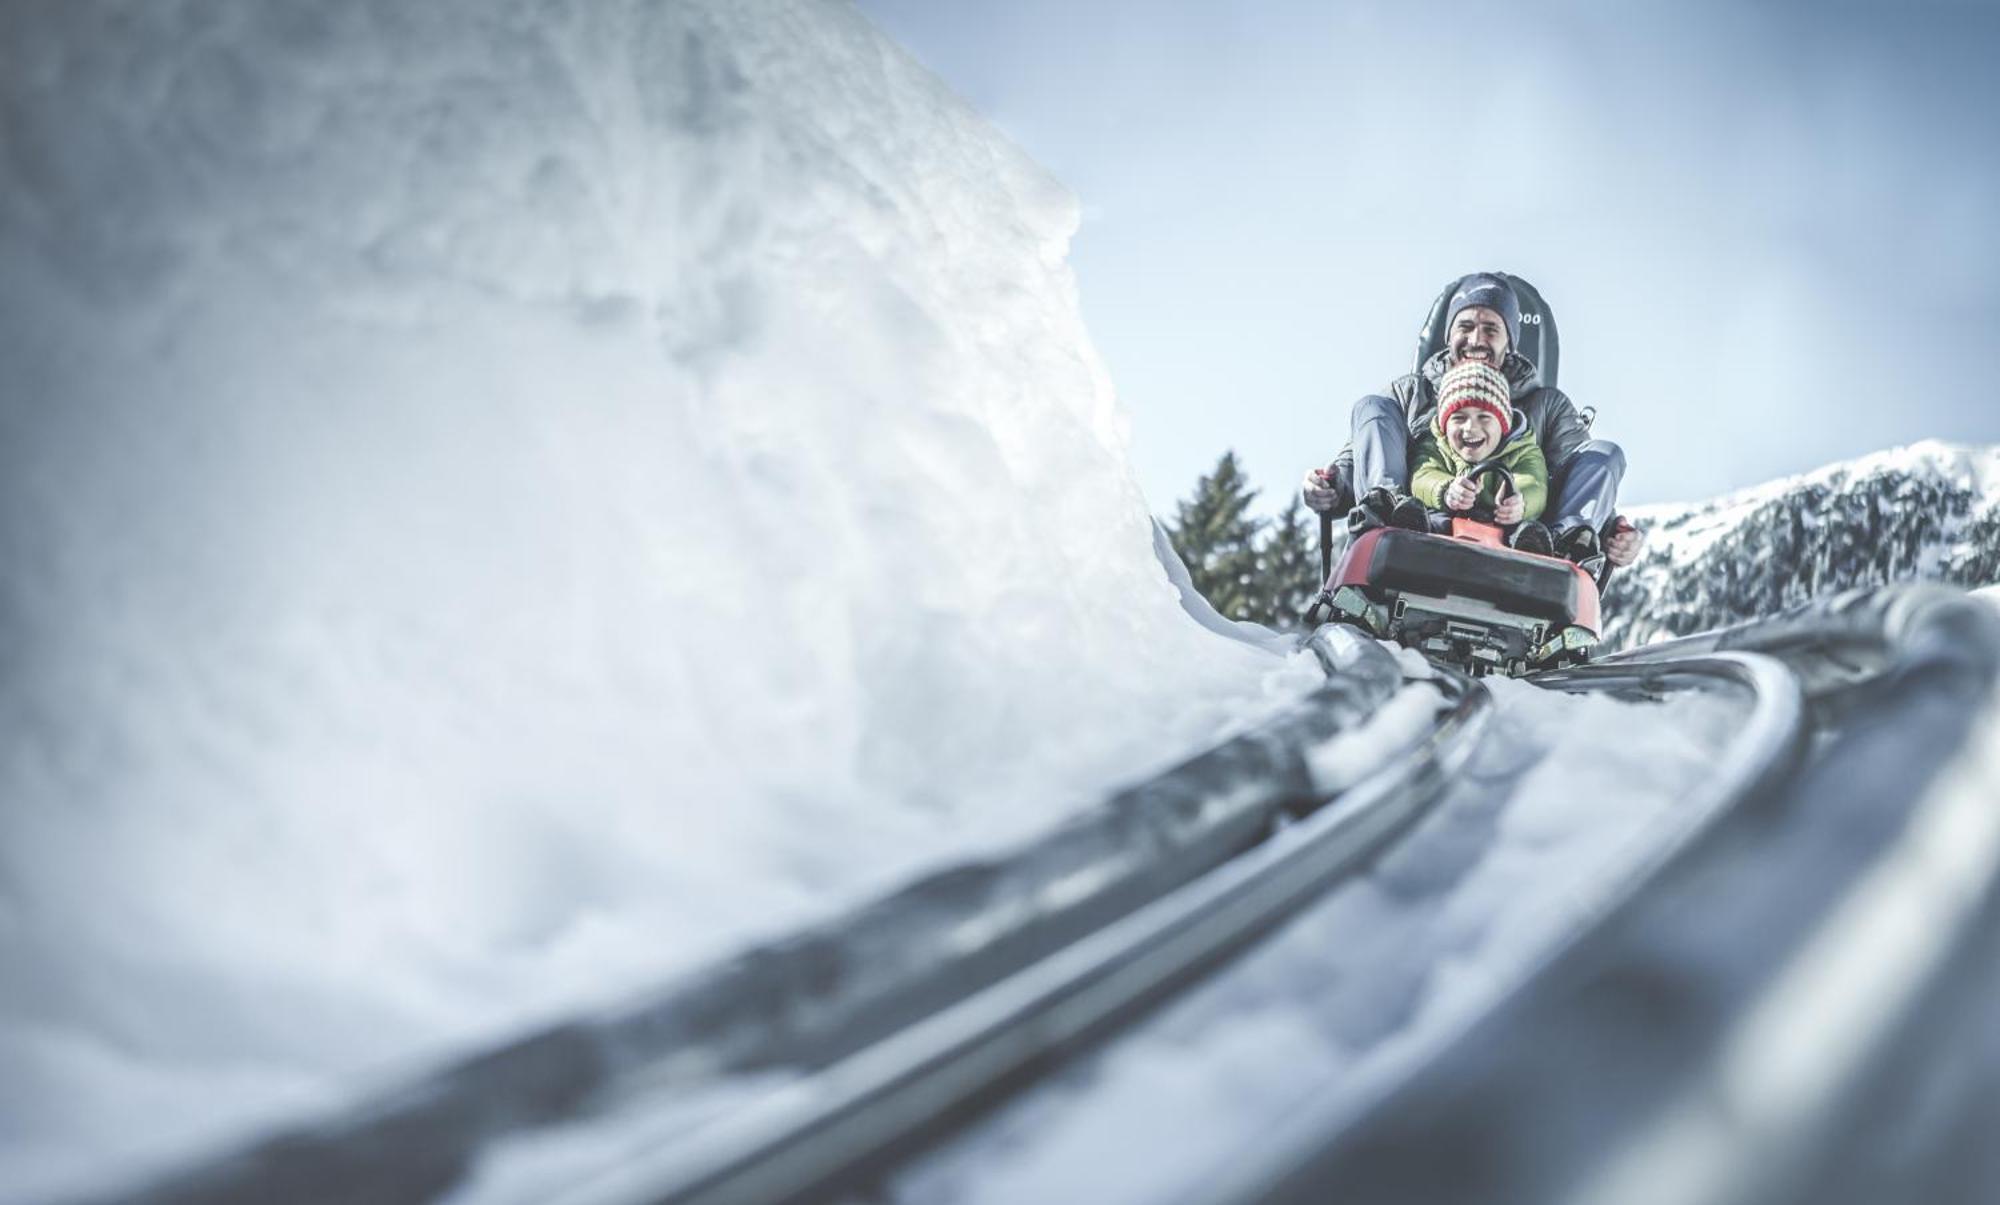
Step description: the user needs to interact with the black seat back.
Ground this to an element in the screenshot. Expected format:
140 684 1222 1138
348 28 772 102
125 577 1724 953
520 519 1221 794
1413 273 1560 389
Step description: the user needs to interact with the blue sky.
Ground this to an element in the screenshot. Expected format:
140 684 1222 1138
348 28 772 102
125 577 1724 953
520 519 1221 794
855 0 2000 515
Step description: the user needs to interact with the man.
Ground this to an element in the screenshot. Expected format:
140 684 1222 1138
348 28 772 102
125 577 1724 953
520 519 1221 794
1301 272 1642 572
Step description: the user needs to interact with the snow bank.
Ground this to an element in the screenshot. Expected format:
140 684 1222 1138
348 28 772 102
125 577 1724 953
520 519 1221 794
0 2 1306 1195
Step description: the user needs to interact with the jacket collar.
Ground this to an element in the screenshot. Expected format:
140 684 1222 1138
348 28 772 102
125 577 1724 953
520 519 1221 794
1421 348 1540 399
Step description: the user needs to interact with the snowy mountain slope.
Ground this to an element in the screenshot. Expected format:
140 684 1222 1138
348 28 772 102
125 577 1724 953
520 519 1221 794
0 2 1317 1199
1606 441 2000 648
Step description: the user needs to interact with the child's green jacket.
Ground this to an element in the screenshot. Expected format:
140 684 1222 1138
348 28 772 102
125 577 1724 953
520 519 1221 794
1410 409 1550 519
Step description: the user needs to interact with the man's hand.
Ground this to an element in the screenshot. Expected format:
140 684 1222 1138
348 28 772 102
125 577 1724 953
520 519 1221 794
1302 466 1342 513
1493 492 1525 525
1444 475 1478 511
1607 518 1644 567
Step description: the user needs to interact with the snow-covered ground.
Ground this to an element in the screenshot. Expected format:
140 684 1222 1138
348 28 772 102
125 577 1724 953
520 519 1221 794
0 2 1321 1198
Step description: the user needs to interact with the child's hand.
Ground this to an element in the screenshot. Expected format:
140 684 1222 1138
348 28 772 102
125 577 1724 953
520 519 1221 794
1444 475 1478 511
1494 492 1525 524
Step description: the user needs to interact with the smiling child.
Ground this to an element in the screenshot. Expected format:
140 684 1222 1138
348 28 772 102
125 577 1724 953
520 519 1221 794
1409 360 1555 555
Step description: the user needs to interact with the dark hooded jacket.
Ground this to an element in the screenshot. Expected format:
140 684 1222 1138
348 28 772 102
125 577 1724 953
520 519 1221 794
1329 349 1591 508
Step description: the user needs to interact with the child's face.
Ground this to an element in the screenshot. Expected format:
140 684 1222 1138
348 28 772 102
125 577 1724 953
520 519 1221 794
1446 408 1504 460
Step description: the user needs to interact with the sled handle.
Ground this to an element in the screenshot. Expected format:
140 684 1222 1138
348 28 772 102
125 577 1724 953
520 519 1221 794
1460 459 1520 525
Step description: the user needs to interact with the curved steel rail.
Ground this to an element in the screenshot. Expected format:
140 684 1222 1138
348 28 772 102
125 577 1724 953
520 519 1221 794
100 587 1991 1205
1204 585 2000 1205
1569 591 2000 1205
546 667 1492 1205
1185 649 1806 1204
91 629 1442 1205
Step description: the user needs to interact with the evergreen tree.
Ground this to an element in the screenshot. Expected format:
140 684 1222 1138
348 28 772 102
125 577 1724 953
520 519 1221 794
1258 495 1321 629
1168 450 1266 623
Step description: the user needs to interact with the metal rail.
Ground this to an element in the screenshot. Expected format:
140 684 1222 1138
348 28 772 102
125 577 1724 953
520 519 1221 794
1200 586 2000 1205
551 667 1492 1205
92 629 1433 1205
627 650 1808 1205
1569 591 2000 1205
101 587 1994 1205
1180 649 1805 1204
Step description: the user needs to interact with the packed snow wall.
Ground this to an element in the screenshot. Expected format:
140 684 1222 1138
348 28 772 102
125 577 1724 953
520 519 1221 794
0 1 1305 1195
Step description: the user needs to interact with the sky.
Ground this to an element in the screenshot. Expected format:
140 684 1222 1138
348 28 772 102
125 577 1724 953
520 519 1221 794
854 0 2000 517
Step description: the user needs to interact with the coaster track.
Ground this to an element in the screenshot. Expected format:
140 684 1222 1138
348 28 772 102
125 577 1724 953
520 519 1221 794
1200 586 2000 1205
92 588 2000 1205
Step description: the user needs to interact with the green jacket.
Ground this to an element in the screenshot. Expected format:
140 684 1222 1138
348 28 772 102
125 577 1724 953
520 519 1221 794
1410 409 1550 520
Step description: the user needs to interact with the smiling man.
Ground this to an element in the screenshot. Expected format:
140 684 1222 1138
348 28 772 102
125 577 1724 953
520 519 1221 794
1303 272 1642 575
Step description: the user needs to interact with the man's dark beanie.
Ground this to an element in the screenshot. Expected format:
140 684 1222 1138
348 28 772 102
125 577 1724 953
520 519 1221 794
1445 273 1522 351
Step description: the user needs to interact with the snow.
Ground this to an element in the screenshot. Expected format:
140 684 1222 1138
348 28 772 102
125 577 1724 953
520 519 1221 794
1626 440 2000 568
0 2 1317 1198
883 674 1751 1204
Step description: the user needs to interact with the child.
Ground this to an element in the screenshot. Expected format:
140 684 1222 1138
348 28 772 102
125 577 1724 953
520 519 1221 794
1410 361 1556 556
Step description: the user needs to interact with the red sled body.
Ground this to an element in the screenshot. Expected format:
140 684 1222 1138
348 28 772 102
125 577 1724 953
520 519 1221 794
1305 518 1601 676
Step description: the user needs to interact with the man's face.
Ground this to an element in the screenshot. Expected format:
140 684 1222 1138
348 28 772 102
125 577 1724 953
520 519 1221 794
1448 306 1510 367
1445 408 1504 461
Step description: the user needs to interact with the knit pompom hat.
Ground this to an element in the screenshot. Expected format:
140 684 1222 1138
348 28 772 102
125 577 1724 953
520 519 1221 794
1436 360 1513 439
